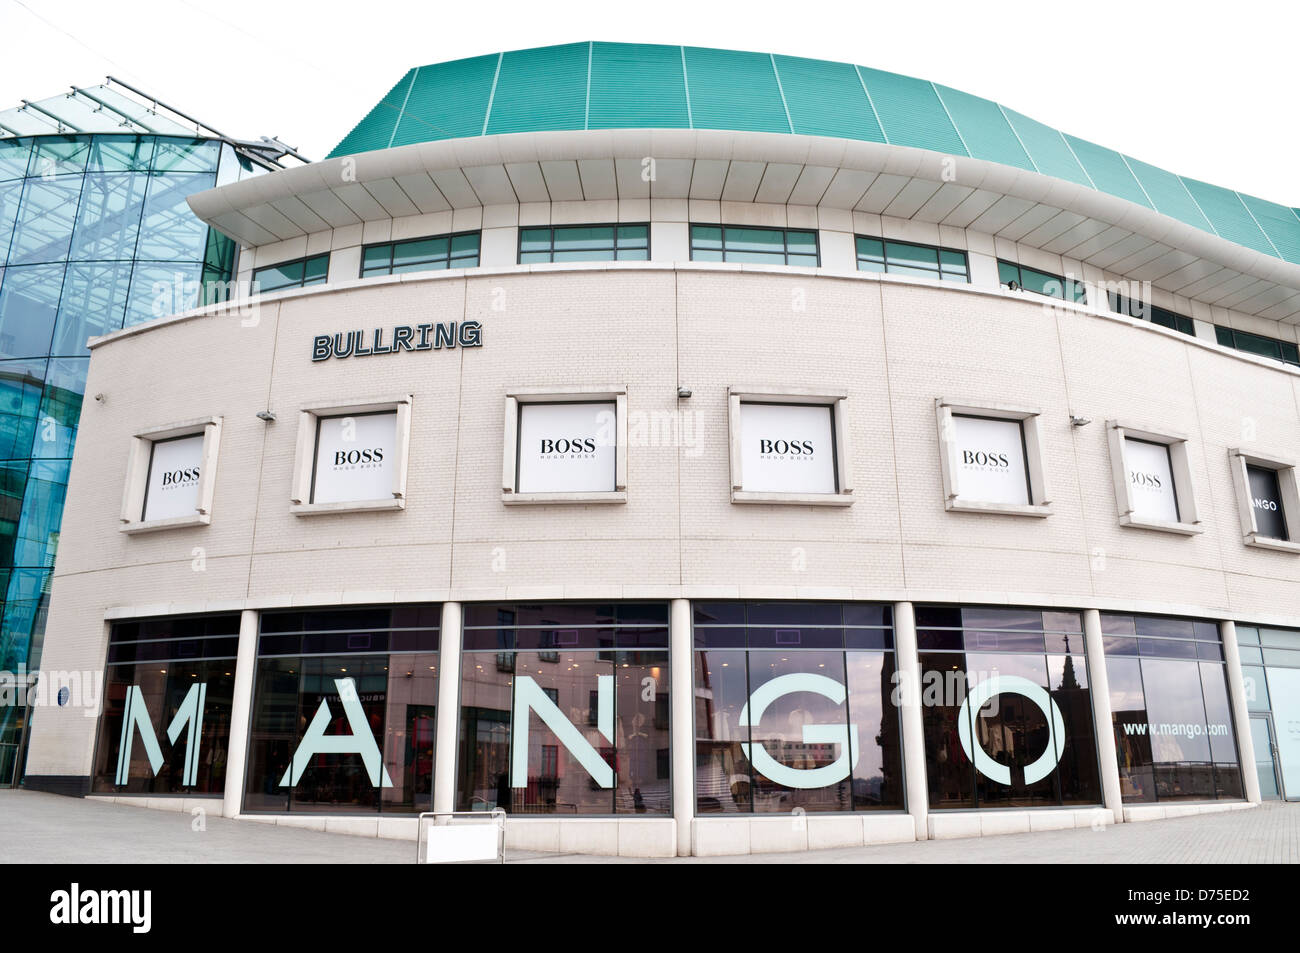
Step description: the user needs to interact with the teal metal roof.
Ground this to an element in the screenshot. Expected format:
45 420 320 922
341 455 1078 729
328 42 1300 266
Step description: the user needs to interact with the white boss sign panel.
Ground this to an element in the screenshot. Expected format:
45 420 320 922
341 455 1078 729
312 412 397 504
517 402 616 493
740 402 836 494
1124 438 1179 522
142 433 205 521
952 415 1029 505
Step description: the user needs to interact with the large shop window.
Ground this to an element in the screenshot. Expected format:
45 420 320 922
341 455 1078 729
728 389 853 505
1102 614 1242 803
119 415 222 533
935 399 1050 517
243 606 440 814
1237 625 1300 800
501 388 627 504
1228 448 1300 553
290 396 412 515
918 606 1100 809
92 614 240 795
456 602 670 816
1105 421 1201 535
693 601 903 814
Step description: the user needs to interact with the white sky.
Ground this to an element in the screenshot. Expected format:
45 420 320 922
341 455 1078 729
4 0 1297 205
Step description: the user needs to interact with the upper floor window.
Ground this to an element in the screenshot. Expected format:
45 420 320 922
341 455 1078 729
690 224 818 266
998 260 1085 303
855 237 969 282
519 224 648 263
1108 292 1195 337
362 232 479 277
1214 326 1300 368
253 253 329 294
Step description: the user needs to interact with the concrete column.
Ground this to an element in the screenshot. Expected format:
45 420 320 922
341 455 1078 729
432 602 463 815
222 608 259 818
670 598 694 856
1220 620 1262 804
1082 609 1124 823
892 602 928 840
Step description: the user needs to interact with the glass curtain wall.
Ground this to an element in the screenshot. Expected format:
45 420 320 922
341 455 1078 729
0 133 248 784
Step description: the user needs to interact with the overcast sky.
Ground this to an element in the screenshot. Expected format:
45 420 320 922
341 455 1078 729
4 0 1297 205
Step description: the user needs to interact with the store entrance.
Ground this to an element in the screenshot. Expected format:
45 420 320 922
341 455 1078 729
1250 714 1283 800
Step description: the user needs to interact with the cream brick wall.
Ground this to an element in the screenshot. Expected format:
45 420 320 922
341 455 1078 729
26 263 1300 776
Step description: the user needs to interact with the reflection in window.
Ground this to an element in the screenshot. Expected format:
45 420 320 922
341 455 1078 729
916 605 1100 809
1101 613 1242 802
855 236 969 282
361 232 480 277
693 601 902 814
519 224 648 263
689 224 818 266
91 614 240 795
998 259 1086 303
1214 325 1300 367
252 253 329 294
244 606 440 814
457 602 670 816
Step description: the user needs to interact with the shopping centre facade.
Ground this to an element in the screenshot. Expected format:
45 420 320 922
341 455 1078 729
19 43 1300 856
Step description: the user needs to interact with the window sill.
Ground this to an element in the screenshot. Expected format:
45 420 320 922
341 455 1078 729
1119 515 1203 536
120 514 211 535
1243 533 1300 554
503 491 627 505
731 490 854 507
291 498 405 516
944 500 1052 518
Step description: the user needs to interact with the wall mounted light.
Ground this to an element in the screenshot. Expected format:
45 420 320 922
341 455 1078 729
677 386 692 399
256 410 276 422
1070 415 1093 427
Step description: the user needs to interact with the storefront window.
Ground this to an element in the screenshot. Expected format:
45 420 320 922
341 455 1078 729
456 602 670 815
92 614 240 795
918 606 1100 809
243 606 439 814
693 601 902 814
1237 625 1300 800
1102 614 1242 802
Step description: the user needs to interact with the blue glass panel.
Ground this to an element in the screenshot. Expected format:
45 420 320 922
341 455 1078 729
8 176 82 265
52 261 132 354
124 261 202 326
87 136 155 173
0 140 30 181
69 172 147 260
0 461 29 569
0 179 22 262
152 139 221 173
0 358 46 461
136 173 215 261
29 138 89 177
0 568 49 670
31 359 86 459
0 263 64 359
10 458 68 569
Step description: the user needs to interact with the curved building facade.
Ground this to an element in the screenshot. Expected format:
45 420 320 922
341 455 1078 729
22 45 1300 855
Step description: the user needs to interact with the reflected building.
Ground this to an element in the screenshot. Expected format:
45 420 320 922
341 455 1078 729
0 81 304 785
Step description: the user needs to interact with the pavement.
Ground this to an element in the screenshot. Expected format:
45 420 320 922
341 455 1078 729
0 790 1295 863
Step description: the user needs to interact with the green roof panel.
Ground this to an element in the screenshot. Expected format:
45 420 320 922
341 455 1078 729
1063 135 1150 209
1123 156 1214 232
682 46 790 133
857 67 966 156
588 42 689 129
1181 177 1277 257
1238 194 1300 264
485 42 589 135
392 54 499 146
933 85 1033 171
1002 109 1092 187
330 69 415 157
772 55 884 142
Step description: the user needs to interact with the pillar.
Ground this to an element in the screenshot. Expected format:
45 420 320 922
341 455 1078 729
432 601 463 815
893 602 929 840
222 608 259 818
1220 620 1261 804
670 598 694 856
1082 609 1124 823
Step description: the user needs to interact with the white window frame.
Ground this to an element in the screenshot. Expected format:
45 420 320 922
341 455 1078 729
290 395 412 516
1228 447 1300 553
935 398 1050 517
1106 419 1202 535
119 416 223 534
502 386 627 505
728 387 853 506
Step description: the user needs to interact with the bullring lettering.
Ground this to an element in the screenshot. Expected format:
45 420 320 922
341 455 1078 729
311 321 483 362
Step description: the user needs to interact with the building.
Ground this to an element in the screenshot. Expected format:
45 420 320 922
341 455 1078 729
20 43 1300 857
0 80 304 785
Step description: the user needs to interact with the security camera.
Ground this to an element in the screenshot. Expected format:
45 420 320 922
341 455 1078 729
677 386 692 399
256 410 277 422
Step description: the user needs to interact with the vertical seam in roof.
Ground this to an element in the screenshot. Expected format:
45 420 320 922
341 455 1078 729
481 52 503 137
386 67 419 149
1174 175 1221 239
1118 153 1157 211
679 47 693 129
929 83 970 158
584 42 592 131
1235 191 1284 259
852 64 888 144
1057 134 1099 191
768 54 794 134
1289 207 1300 228
995 104 1039 174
